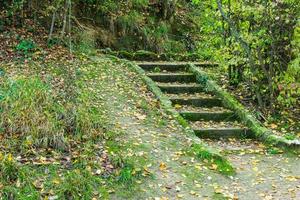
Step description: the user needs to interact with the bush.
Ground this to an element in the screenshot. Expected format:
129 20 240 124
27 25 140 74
16 39 37 57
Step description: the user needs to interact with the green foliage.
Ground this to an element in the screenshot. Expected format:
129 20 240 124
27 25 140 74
192 0 300 111
51 170 97 199
16 39 37 57
0 153 19 183
118 11 143 33
117 164 140 185
277 21 300 108
132 0 149 9
284 133 297 141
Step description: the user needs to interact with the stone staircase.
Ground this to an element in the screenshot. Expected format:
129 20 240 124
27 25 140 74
138 62 252 140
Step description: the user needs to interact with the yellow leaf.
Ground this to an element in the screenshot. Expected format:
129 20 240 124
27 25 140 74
159 162 167 171
210 164 218 170
0 152 3 161
174 104 182 109
214 188 223 194
52 178 60 185
7 153 13 162
270 123 278 129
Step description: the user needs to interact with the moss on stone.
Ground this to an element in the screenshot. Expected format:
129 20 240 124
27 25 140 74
189 64 300 150
100 50 204 62
119 59 235 174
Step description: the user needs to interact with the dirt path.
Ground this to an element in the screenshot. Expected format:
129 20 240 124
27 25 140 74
93 57 300 200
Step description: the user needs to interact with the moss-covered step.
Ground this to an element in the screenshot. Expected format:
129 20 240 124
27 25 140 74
138 63 189 72
189 64 300 149
121 60 231 157
180 111 237 121
157 83 204 94
147 73 196 83
137 62 217 71
170 97 223 107
193 127 252 139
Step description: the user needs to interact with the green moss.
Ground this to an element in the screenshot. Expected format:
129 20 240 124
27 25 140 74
133 50 158 61
101 50 203 61
118 50 135 60
189 64 300 150
187 144 235 176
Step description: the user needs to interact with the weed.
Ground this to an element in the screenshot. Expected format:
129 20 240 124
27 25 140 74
54 170 97 199
267 147 282 155
16 39 37 57
47 37 60 47
0 68 4 76
153 67 161 73
0 153 19 183
284 133 296 140
212 193 228 200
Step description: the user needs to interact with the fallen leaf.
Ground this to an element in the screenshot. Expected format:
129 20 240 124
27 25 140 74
159 162 167 171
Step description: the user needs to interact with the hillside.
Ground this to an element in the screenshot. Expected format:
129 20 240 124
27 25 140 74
0 0 300 199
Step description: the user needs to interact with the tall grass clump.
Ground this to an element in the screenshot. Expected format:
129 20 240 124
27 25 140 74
0 76 67 150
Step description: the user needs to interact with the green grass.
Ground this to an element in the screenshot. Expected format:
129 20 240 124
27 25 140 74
284 133 297 140
187 144 235 176
0 77 68 150
0 55 150 199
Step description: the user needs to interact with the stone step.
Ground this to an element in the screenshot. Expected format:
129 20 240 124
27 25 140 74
170 97 223 107
137 62 218 72
157 83 204 94
147 73 196 83
193 128 252 139
139 63 188 72
179 111 237 121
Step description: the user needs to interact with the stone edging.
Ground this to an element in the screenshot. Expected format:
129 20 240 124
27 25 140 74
189 64 300 150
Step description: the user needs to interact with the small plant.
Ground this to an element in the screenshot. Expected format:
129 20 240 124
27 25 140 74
284 133 296 140
16 39 37 57
116 163 142 185
0 153 19 182
52 170 97 199
153 67 161 73
47 37 60 47
267 147 282 155
132 0 149 10
197 74 208 86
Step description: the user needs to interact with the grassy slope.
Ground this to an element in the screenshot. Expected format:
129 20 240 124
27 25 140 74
0 54 149 199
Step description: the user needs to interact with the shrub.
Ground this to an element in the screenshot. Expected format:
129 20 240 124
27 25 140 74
16 39 37 57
